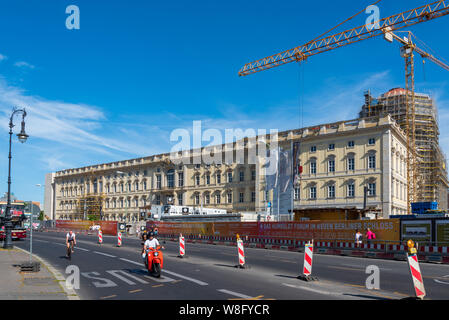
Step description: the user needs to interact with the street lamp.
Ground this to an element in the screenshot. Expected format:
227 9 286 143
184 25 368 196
3 108 28 249
28 184 43 262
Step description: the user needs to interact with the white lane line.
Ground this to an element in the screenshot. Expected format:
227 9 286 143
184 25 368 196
120 258 143 266
143 272 177 283
93 251 116 258
75 247 89 252
217 289 253 299
282 283 340 296
34 239 49 243
118 258 208 286
162 269 209 286
106 270 149 285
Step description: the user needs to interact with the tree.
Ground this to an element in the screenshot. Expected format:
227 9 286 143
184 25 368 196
39 211 44 221
87 215 96 221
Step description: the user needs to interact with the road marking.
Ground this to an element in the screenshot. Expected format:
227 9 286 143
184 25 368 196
282 283 340 296
106 270 149 285
152 284 164 288
34 239 49 243
93 251 116 258
129 289 142 293
217 289 253 299
163 269 209 286
143 272 177 283
100 295 117 299
75 247 89 252
81 272 117 288
119 258 143 266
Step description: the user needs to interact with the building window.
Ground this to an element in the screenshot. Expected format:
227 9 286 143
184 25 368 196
127 182 131 192
310 161 317 174
107 185 110 193
156 194 161 205
134 198 138 207
239 192 244 203
156 175 161 189
251 170 256 181
368 154 376 169
227 172 233 183
239 171 245 182
348 157 355 171
369 138 375 145
328 159 335 173
206 174 210 185
167 170 175 188
178 194 183 206
205 194 210 205
135 182 139 191
368 183 376 196
348 141 354 148
328 144 335 150
113 184 116 193
310 146 316 153
251 191 256 202
195 175 200 186
195 164 201 169
347 183 355 198
195 194 200 205
227 193 232 204
216 193 221 204
216 173 221 184
294 188 300 200
178 172 184 187
143 180 147 190
328 185 335 198
144 170 148 176
310 186 317 199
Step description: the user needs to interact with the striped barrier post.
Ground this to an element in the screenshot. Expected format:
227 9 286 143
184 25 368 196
98 229 103 244
235 235 246 269
117 232 122 247
298 240 318 281
406 249 426 299
178 234 185 258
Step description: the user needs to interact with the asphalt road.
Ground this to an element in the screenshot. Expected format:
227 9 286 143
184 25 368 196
13 231 449 300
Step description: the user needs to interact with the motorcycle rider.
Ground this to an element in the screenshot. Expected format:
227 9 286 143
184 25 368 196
142 231 164 263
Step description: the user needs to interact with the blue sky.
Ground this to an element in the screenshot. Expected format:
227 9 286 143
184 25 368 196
0 0 448 207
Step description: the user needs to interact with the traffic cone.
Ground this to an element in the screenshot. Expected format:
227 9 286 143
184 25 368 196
298 240 318 281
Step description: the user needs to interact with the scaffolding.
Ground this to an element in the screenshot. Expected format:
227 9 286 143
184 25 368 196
76 193 105 220
360 88 449 206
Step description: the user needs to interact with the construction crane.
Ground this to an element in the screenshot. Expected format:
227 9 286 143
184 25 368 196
238 0 449 214
381 28 449 212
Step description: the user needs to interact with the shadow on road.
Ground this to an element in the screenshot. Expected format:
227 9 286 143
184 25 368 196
275 274 299 280
342 293 391 300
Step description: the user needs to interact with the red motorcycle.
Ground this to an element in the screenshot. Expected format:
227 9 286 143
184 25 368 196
145 246 164 278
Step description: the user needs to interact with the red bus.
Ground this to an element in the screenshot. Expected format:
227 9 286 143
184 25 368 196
0 201 27 240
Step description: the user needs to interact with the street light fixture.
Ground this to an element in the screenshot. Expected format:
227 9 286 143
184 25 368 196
3 108 28 249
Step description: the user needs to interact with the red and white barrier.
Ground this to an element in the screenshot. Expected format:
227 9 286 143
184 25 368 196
117 232 122 247
298 240 318 281
407 252 426 299
237 239 245 268
303 241 313 276
179 235 185 258
98 230 103 244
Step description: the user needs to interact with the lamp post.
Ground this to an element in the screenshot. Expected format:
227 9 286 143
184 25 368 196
29 184 43 262
3 108 28 249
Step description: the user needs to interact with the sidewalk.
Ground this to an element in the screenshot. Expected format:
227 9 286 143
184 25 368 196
0 245 79 300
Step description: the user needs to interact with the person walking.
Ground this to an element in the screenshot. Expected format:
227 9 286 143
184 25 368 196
365 228 376 245
355 229 363 248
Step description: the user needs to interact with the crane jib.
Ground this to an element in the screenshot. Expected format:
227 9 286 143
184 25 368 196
238 0 449 76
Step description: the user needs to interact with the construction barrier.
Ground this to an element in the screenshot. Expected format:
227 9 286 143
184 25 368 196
98 230 103 244
117 232 122 247
298 240 318 281
237 238 245 269
179 234 185 258
407 250 426 299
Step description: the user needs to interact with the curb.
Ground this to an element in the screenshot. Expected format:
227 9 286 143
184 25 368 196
14 246 80 300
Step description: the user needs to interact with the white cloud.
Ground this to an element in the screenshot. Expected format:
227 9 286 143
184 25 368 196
0 54 7 62
14 61 35 69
